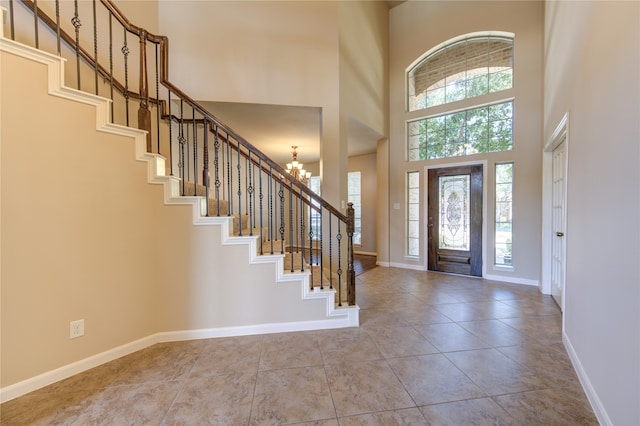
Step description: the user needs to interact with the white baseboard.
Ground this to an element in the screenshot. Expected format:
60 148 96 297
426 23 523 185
0 313 359 404
0 334 158 403
484 274 539 287
157 314 359 343
563 332 611 425
376 261 391 267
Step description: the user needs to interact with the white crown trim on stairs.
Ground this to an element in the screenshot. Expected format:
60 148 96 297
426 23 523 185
0 24 358 403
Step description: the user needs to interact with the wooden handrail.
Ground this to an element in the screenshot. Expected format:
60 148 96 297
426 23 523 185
91 0 346 221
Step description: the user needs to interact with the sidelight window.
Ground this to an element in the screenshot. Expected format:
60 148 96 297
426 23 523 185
407 171 420 256
495 163 513 265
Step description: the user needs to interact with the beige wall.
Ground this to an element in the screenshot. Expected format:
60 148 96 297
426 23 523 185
112 0 160 35
339 1 389 137
544 2 640 424
1 52 160 386
389 1 543 283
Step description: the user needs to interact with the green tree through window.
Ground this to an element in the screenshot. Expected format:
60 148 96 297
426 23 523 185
408 101 513 161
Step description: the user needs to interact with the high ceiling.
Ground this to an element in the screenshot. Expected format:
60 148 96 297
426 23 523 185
197 3 401 166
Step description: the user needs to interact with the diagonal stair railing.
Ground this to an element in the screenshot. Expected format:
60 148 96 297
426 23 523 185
6 0 356 306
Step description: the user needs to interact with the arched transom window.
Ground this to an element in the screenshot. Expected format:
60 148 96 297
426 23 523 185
408 35 513 111
407 34 514 161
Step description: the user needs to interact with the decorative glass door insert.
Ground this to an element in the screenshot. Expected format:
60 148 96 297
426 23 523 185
439 175 470 250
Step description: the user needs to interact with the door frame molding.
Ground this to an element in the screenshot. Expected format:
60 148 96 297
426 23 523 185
541 113 569 298
424 160 488 277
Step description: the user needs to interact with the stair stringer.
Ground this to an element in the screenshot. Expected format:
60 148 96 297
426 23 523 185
0 35 358 334
152 173 359 325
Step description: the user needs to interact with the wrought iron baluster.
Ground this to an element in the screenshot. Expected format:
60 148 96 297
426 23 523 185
185 123 190 187
108 12 114 121
259 159 264 255
248 152 254 236
55 0 60 54
244 159 249 220
92 0 98 95
337 219 343 306
289 179 294 272
203 119 209 217
236 143 242 236
320 208 324 290
214 127 221 216
155 45 160 154
178 100 185 195
168 90 173 175
328 214 333 290
308 199 314 290
122 28 130 126
294 195 299 253
72 0 81 89
300 189 304 272
269 168 274 254
192 109 197 194
226 135 232 216
279 177 285 254
252 163 257 231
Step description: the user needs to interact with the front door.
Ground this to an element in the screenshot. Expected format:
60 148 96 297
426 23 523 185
551 139 567 310
428 165 483 276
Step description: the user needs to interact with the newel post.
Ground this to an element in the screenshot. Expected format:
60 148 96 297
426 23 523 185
138 30 152 152
347 202 356 306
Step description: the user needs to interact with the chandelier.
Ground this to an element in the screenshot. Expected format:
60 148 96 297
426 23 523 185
286 145 312 183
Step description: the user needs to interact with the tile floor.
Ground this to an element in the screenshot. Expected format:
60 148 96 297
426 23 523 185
1 267 598 425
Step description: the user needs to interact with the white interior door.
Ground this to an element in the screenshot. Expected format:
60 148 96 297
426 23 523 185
551 138 567 310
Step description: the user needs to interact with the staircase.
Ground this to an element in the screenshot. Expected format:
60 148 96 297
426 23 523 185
0 0 359 401
4 0 357 308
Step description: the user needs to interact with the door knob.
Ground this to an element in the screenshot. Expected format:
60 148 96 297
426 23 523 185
556 231 564 237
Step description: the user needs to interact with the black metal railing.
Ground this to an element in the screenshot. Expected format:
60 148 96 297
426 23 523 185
4 0 356 306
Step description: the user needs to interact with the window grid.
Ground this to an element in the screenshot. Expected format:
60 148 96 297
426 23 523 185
407 171 420 257
408 36 513 112
495 163 513 265
408 101 513 162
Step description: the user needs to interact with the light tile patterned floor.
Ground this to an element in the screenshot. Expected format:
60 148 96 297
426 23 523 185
0 267 598 425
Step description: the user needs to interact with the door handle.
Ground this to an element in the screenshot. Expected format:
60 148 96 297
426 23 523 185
556 232 564 237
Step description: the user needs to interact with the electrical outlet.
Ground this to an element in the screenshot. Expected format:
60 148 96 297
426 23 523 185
70 319 84 339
